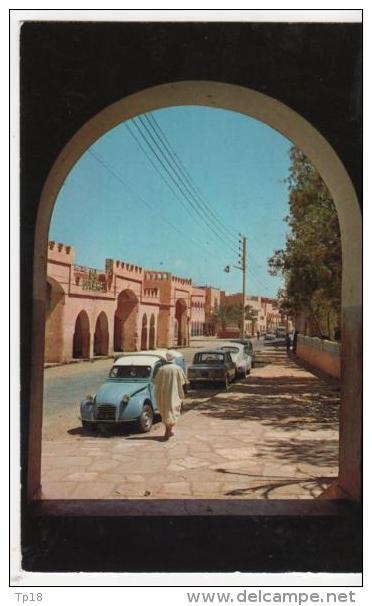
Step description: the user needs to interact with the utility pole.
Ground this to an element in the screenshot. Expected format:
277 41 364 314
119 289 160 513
224 234 247 338
239 235 247 338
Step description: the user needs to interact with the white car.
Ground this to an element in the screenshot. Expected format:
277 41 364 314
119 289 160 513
219 342 252 378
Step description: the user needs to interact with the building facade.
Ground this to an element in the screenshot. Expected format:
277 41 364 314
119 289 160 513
46 242 198 363
45 242 282 363
221 293 282 336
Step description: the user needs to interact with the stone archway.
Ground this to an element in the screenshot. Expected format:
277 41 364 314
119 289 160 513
175 299 188 346
114 289 139 352
30 81 362 502
141 314 148 350
72 310 90 359
93 311 109 356
149 314 156 349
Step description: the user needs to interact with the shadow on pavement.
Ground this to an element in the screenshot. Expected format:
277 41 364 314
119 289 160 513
67 421 162 439
184 376 339 431
215 468 336 499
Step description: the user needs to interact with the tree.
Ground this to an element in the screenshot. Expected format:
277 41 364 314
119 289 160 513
268 147 341 338
211 303 242 332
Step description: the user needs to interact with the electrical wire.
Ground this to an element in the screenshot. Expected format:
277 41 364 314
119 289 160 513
143 113 239 248
128 118 239 258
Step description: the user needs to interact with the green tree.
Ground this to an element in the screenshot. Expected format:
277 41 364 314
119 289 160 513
268 147 341 338
211 303 242 332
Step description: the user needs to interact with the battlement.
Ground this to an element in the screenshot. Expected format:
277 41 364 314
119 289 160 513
106 258 143 276
171 275 192 286
48 241 75 264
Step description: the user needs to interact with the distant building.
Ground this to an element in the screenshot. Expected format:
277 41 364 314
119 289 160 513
198 286 221 336
222 293 281 336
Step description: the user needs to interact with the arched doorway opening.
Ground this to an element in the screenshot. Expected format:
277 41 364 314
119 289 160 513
30 81 361 502
44 277 65 363
93 311 109 356
72 310 90 359
141 314 148 350
175 299 188 346
114 289 139 352
149 314 156 349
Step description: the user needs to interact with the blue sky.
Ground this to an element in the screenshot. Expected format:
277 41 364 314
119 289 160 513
49 106 292 297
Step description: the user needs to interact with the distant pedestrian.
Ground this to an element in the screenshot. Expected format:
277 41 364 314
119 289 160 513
285 333 291 352
292 330 299 354
154 351 187 439
256 331 260 340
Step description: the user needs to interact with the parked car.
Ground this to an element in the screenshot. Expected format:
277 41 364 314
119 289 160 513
115 348 186 372
80 350 186 433
219 342 252 377
264 332 276 341
229 338 256 368
187 349 236 390
149 348 187 373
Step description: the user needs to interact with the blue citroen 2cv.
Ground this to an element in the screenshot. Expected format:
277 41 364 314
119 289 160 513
80 350 186 433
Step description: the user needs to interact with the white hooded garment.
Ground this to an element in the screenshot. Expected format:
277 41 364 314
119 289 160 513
154 362 186 425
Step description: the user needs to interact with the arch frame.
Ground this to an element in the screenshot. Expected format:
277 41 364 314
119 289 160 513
28 80 361 502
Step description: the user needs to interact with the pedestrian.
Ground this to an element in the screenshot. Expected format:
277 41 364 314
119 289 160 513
292 330 299 354
154 351 187 439
256 331 260 341
285 333 291 352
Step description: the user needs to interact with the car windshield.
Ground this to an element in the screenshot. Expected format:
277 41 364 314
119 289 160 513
109 365 152 379
194 353 225 364
220 346 239 354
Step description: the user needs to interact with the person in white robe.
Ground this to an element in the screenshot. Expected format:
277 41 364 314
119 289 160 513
154 351 187 438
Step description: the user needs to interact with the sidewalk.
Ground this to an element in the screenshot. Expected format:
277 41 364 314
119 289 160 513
41 348 339 500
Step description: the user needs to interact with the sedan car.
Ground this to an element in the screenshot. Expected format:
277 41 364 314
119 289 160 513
264 332 276 341
229 338 255 368
219 342 252 378
80 351 186 433
187 349 236 390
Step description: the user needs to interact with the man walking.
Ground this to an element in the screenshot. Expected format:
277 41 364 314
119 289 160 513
154 351 187 439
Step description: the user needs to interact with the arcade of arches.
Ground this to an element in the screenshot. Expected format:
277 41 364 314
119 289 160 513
45 241 282 363
44 241 209 362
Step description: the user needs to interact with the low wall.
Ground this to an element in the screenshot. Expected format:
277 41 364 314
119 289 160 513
297 335 341 378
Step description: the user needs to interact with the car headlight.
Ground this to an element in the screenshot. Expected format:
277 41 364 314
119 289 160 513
121 394 130 404
85 394 95 405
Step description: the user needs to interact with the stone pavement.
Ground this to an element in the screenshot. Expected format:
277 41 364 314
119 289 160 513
41 349 340 500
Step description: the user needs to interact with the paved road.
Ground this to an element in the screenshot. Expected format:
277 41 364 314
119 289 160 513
41 342 340 500
42 337 263 437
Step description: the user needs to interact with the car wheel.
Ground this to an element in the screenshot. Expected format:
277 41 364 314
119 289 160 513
82 421 96 432
137 402 154 433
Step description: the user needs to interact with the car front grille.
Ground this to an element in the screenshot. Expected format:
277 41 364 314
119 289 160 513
96 404 117 421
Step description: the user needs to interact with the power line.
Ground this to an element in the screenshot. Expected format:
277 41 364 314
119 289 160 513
138 114 240 253
144 113 239 246
129 117 239 258
89 128 279 298
88 148 210 254
86 148 234 276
